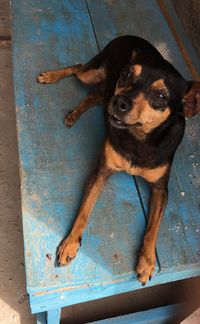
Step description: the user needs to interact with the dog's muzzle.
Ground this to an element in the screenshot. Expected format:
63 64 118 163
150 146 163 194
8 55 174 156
108 95 143 129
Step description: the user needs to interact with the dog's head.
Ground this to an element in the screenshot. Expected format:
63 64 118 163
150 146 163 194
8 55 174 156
108 55 200 139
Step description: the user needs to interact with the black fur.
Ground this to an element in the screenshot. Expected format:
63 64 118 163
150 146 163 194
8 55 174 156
85 35 188 170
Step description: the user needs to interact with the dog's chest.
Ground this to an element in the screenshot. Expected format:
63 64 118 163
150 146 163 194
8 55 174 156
104 140 168 183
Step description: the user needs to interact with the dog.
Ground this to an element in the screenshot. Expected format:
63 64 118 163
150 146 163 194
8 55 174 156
37 35 200 285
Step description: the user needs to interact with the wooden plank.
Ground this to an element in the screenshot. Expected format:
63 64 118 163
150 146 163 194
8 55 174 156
87 0 192 79
88 304 182 324
87 0 200 274
157 0 200 79
29 264 200 313
11 0 147 312
0 0 11 37
169 0 200 70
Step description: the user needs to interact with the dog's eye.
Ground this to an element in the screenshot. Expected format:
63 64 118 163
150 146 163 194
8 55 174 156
157 93 164 99
153 91 167 100
150 90 168 110
121 70 132 79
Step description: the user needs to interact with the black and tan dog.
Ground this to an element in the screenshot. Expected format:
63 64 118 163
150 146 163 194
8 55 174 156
37 36 200 285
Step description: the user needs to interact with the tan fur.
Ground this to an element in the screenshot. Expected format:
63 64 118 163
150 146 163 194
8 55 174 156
114 64 142 95
65 93 103 127
136 187 167 283
58 168 110 265
114 86 132 95
151 79 168 94
105 140 168 182
129 127 147 141
37 64 82 83
58 234 81 265
77 67 106 85
73 173 106 233
132 64 142 77
37 65 106 85
124 93 170 134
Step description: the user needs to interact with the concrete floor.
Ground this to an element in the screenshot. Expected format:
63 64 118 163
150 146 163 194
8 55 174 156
0 2 35 323
1 1 200 323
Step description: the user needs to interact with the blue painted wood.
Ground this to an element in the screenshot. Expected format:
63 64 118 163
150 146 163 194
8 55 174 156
47 309 61 324
11 0 200 317
88 304 182 324
11 0 147 314
36 309 61 324
87 0 192 79
29 263 200 313
36 312 46 324
87 0 200 277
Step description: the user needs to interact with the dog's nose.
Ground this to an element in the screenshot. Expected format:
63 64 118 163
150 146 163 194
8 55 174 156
113 95 132 113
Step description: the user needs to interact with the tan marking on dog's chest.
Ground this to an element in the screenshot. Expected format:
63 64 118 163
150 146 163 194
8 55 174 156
105 141 168 182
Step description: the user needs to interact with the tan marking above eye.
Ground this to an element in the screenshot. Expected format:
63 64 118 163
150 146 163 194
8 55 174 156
151 79 168 94
132 64 142 77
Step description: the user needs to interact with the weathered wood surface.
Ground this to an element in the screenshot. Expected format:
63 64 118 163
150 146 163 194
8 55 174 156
11 0 200 315
11 0 146 313
0 0 11 37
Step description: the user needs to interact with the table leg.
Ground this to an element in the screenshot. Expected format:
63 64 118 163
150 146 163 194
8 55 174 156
36 309 61 324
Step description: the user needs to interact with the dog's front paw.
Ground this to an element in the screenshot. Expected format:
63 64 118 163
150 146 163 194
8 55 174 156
136 250 156 286
37 71 60 84
57 235 81 266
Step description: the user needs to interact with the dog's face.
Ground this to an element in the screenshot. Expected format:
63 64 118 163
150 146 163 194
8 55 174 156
108 60 200 136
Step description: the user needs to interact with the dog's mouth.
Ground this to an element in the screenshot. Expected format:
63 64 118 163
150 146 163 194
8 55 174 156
108 114 143 129
108 114 128 128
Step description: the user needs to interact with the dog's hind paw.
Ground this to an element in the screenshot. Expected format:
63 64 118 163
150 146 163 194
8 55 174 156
37 71 60 84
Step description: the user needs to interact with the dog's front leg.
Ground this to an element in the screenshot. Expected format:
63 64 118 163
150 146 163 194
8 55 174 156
136 182 168 285
58 162 112 266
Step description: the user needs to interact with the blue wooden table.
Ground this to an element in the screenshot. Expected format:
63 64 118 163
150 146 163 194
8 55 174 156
11 0 200 323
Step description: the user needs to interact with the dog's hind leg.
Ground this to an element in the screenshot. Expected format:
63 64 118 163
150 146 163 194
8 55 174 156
37 64 83 84
37 52 107 85
64 92 103 128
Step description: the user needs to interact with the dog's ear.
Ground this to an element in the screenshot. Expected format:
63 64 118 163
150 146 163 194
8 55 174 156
131 50 137 61
182 81 200 117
